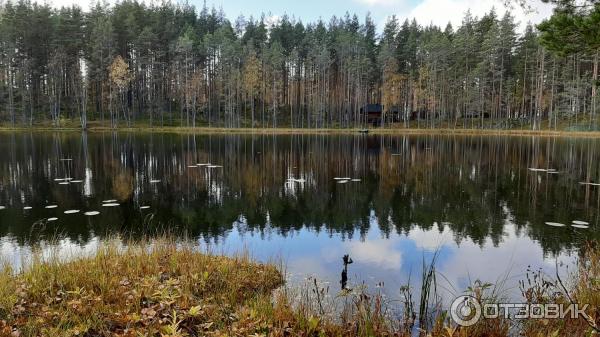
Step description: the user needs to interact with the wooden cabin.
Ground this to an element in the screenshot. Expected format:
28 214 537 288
360 104 383 126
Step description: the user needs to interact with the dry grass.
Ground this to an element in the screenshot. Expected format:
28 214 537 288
2 119 600 138
519 244 600 337
0 238 283 337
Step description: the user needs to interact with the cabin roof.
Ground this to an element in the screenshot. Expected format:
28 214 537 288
362 104 382 113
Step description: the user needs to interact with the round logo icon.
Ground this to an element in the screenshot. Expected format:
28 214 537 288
450 295 482 327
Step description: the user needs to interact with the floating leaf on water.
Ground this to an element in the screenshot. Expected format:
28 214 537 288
54 178 67 181
102 199 117 203
571 224 589 229
149 180 161 183
337 180 350 184
70 180 83 183
23 206 32 210
207 165 222 168
47 217 58 222
140 206 150 210
547 171 560 174
528 168 546 172
572 220 589 225
60 158 73 161
351 179 361 182
187 165 197 168
59 182 69 185
64 210 80 214
334 177 351 180
579 182 600 186
45 205 58 209
84 211 100 216
545 222 566 227
197 163 211 166
102 203 119 207
0 206 5 210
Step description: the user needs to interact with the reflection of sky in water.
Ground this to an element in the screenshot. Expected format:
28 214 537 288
208 213 576 303
0 133 592 306
0 207 579 305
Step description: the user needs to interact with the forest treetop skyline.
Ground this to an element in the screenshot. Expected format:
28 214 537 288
37 0 554 32
1 0 597 130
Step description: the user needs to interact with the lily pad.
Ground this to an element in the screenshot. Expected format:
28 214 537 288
545 222 566 227
579 182 600 186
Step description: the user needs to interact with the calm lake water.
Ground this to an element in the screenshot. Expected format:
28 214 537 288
0 132 598 302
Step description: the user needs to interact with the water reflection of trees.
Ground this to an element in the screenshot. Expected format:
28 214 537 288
0 133 598 254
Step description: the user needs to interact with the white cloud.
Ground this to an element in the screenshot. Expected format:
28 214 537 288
405 0 554 31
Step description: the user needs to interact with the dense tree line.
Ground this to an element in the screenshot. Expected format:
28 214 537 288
0 0 598 129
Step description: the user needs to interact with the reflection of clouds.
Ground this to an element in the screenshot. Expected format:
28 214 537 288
318 227 404 272
408 224 453 251
289 256 331 280
0 237 31 268
222 219 574 304
1 237 114 271
432 224 576 302
345 238 403 271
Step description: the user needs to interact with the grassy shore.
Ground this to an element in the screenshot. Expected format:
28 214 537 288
0 238 598 337
2 119 600 138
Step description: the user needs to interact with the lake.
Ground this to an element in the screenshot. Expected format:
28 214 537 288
0 132 598 304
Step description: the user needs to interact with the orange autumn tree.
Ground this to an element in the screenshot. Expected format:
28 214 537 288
108 55 132 127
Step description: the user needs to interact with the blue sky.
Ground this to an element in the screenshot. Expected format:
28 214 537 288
48 0 554 32
201 0 420 26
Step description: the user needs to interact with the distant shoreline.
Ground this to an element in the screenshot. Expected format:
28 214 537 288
2 125 600 138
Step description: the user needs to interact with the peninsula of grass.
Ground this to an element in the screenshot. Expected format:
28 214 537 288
0 240 284 336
